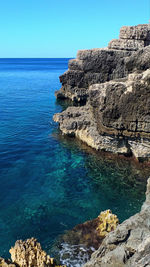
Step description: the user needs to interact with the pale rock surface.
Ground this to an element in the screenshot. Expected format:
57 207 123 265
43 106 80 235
9 238 54 267
54 69 150 159
83 177 150 267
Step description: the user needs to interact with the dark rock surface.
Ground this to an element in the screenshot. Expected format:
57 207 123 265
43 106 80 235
83 177 150 267
56 48 131 103
56 24 150 103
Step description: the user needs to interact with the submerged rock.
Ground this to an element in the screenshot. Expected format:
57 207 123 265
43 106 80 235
52 210 118 266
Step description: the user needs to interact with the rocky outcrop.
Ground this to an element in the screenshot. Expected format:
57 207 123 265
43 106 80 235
57 210 119 250
0 238 65 267
56 24 150 103
9 238 55 267
54 24 150 160
83 177 150 267
54 68 150 159
108 24 150 51
52 210 119 266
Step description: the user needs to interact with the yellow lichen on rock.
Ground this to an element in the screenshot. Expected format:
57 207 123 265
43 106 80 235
96 210 119 237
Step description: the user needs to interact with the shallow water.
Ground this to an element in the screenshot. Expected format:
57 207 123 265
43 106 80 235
0 58 150 262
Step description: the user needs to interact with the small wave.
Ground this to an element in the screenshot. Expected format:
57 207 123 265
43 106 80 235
58 242 95 267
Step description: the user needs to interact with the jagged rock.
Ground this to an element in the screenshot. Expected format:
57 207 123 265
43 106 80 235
53 106 130 155
125 46 150 72
9 238 58 267
56 24 150 103
119 24 150 41
54 68 150 159
56 48 131 102
96 210 119 237
108 39 145 51
109 24 150 51
57 210 119 250
83 177 150 267
0 257 16 267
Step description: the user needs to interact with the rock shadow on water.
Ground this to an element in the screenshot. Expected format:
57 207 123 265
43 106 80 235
50 130 150 265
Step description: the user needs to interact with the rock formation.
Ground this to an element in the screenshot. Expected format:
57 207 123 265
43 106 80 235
9 238 55 267
54 24 150 160
83 177 150 267
56 24 150 103
56 210 119 251
0 238 65 267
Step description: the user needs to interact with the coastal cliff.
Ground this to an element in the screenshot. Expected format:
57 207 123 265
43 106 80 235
54 24 150 160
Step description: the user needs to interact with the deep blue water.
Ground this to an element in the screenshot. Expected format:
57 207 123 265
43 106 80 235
0 58 150 259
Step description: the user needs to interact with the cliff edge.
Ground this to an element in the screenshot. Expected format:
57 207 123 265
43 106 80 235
54 24 150 160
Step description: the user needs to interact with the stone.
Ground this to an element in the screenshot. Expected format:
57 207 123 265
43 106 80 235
83 177 150 267
0 258 16 267
54 68 150 160
56 24 150 103
96 210 119 237
108 39 145 51
57 48 131 102
9 238 65 267
119 24 150 41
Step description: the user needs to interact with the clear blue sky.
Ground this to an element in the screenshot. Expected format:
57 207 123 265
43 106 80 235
0 0 149 58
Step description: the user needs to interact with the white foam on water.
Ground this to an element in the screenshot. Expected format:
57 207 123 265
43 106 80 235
59 242 95 267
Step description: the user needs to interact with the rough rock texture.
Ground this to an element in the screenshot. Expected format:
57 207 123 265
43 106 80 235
54 68 150 159
56 48 131 103
56 24 150 103
109 24 150 51
83 177 150 267
119 24 150 41
52 210 119 267
6 238 65 267
57 210 119 252
0 257 16 267
54 24 150 160
53 105 131 155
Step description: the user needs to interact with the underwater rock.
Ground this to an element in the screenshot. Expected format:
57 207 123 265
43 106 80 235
52 210 119 267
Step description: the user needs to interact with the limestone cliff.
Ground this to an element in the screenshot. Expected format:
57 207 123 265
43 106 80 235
56 24 150 103
54 24 150 160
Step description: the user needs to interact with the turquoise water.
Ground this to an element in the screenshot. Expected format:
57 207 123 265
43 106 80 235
0 58 149 259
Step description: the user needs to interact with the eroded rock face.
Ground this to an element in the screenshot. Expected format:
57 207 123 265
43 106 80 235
9 238 57 267
54 68 150 159
55 48 130 103
56 24 150 103
54 23 150 160
0 257 16 267
83 177 150 267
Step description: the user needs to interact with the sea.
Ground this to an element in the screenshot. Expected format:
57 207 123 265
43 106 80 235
0 58 150 266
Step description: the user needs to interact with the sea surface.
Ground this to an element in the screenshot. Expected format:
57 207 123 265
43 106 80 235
0 58 150 265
